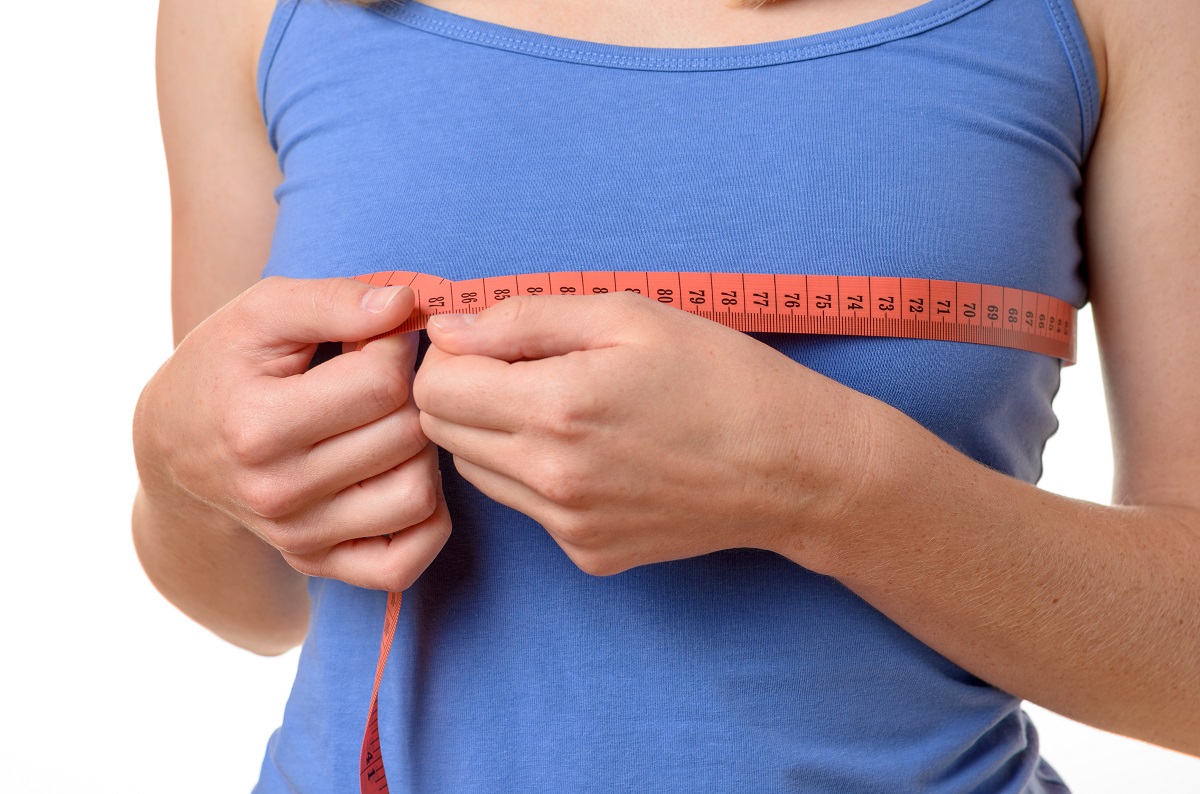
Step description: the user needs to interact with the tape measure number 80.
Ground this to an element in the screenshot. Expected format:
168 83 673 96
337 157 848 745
355 268 1079 793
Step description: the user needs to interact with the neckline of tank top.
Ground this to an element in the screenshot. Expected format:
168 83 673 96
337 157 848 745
370 0 996 72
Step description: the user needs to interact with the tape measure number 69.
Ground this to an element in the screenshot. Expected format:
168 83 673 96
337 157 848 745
355 268 1079 793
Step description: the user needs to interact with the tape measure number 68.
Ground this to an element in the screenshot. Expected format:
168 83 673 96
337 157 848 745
355 268 1079 793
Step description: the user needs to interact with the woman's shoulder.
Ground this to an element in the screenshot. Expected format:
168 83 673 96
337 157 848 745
156 0 283 338
1072 0 1199 113
157 0 277 89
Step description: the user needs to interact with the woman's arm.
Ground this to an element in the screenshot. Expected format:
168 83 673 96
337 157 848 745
409 0 1199 754
134 0 305 655
801 0 1200 753
134 0 452 655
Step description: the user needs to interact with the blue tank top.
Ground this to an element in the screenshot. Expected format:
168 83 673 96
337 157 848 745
254 0 1096 790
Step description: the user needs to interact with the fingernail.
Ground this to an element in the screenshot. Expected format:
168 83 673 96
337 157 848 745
429 313 476 332
362 286 407 313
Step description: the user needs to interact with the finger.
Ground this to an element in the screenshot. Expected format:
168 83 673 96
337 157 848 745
414 350 530 431
262 332 419 445
417 342 627 433
274 444 443 556
303 404 430 494
452 456 653 578
234 277 416 353
450 454 562 531
419 411 515 469
286 475 452 592
425 292 643 362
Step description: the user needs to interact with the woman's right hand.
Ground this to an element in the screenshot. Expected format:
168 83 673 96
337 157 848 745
134 276 451 592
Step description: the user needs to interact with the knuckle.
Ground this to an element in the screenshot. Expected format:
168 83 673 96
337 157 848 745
378 508 451 592
536 381 596 440
225 424 269 468
393 473 438 525
548 511 600 548
283 552 324 579
610 289 645 310
387 411 429 460
236 473 298 520
310 278 345 324
496 294 538 326
566 548 620 577
222 400 279 467
411 477 440 520
352 470 438 539
603 289 650 322
368 366 412 416
401 408 430 448
378 556 420 593
269 525 312 557
531 458 591 506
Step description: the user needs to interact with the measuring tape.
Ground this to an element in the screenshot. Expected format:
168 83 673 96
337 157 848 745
354 269 1078 793
353 269 1077 363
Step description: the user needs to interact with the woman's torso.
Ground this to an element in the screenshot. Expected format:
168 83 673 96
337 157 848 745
253 0 1096 790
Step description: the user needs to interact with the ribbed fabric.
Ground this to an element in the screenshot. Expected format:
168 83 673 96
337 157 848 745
254 0 1096 790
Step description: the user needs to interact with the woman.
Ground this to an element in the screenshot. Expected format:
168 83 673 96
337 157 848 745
134 0 1200 790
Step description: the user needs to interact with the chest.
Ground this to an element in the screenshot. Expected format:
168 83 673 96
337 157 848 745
413 0 1105 98
261 0 1094 479
414 0 931 47
266 14 1085 293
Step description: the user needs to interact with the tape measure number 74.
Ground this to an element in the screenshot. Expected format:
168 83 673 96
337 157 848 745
354 268 1079 793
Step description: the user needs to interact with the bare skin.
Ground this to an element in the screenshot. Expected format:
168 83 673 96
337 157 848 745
414 0 937 48
135 0 1199 756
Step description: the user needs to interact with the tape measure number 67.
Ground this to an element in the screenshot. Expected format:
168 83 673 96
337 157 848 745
354 268 1079 793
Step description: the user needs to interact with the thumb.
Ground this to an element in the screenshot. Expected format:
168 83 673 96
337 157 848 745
425 293 630 361
236 276 416 349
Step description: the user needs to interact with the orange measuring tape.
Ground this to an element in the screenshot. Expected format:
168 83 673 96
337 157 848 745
353 269 1078 793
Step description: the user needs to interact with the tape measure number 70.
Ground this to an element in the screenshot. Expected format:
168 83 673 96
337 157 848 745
354 268 1079 793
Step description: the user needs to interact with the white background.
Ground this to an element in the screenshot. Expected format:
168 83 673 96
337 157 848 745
2 1 1198 791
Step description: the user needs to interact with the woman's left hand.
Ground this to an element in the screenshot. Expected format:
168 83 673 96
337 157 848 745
413 291 877 575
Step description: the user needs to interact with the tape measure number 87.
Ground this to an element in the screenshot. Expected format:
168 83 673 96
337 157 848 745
354 268 1079 793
